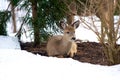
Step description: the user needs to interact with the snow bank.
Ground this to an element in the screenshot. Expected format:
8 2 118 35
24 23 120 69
0 36 119 80
0 49 120 80
0 36 20 49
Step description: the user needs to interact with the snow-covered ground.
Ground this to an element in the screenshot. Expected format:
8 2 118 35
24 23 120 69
0 36 120 80
0 36 20 49
0 49 120 80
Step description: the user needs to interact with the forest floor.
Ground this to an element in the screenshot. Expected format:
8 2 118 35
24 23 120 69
20 42 109 65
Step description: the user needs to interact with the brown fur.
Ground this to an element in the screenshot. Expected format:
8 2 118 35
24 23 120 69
47 21 79 57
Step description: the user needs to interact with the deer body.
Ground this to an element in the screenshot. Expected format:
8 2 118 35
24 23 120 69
47 21 79 57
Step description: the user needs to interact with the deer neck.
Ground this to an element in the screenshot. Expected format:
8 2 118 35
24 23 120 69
61 36 71 45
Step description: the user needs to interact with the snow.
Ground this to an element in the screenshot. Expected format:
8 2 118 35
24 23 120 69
0 49 120 80
0 36 20 49
75 15 100 42
76 26 98 42
0 0 8 10
0 36 120 80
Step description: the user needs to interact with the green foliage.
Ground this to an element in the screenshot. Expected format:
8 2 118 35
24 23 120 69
19 0 31 10
18 0 68 43
114 0 120 15
37 0 68 34
10 0 21 6
36 0 68 43
0 0 69 44
0 11 11 35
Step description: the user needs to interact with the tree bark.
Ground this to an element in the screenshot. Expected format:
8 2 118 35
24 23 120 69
66 1 77 24
31 0 40 46
97 0 120 65
11 1 17 33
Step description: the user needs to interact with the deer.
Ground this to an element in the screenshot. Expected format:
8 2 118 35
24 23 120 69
47 20 80 57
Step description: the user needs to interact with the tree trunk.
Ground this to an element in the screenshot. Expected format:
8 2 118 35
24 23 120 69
66 1 77 24
97 0 120 65
31 0 40 46
11 1 17 33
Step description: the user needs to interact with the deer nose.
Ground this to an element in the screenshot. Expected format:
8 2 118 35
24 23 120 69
71 37 76 40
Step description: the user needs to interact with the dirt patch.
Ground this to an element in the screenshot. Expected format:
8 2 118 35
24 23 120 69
20 42 109 65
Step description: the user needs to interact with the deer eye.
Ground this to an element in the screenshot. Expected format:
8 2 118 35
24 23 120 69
66 32 70 34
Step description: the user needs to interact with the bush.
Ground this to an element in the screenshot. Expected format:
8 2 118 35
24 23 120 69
0 11 11 35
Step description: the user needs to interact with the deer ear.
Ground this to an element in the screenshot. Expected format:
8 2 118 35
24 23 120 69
72 20 80 29
60 21 67 29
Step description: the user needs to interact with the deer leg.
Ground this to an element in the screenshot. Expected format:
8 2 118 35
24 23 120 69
67 42 77 57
